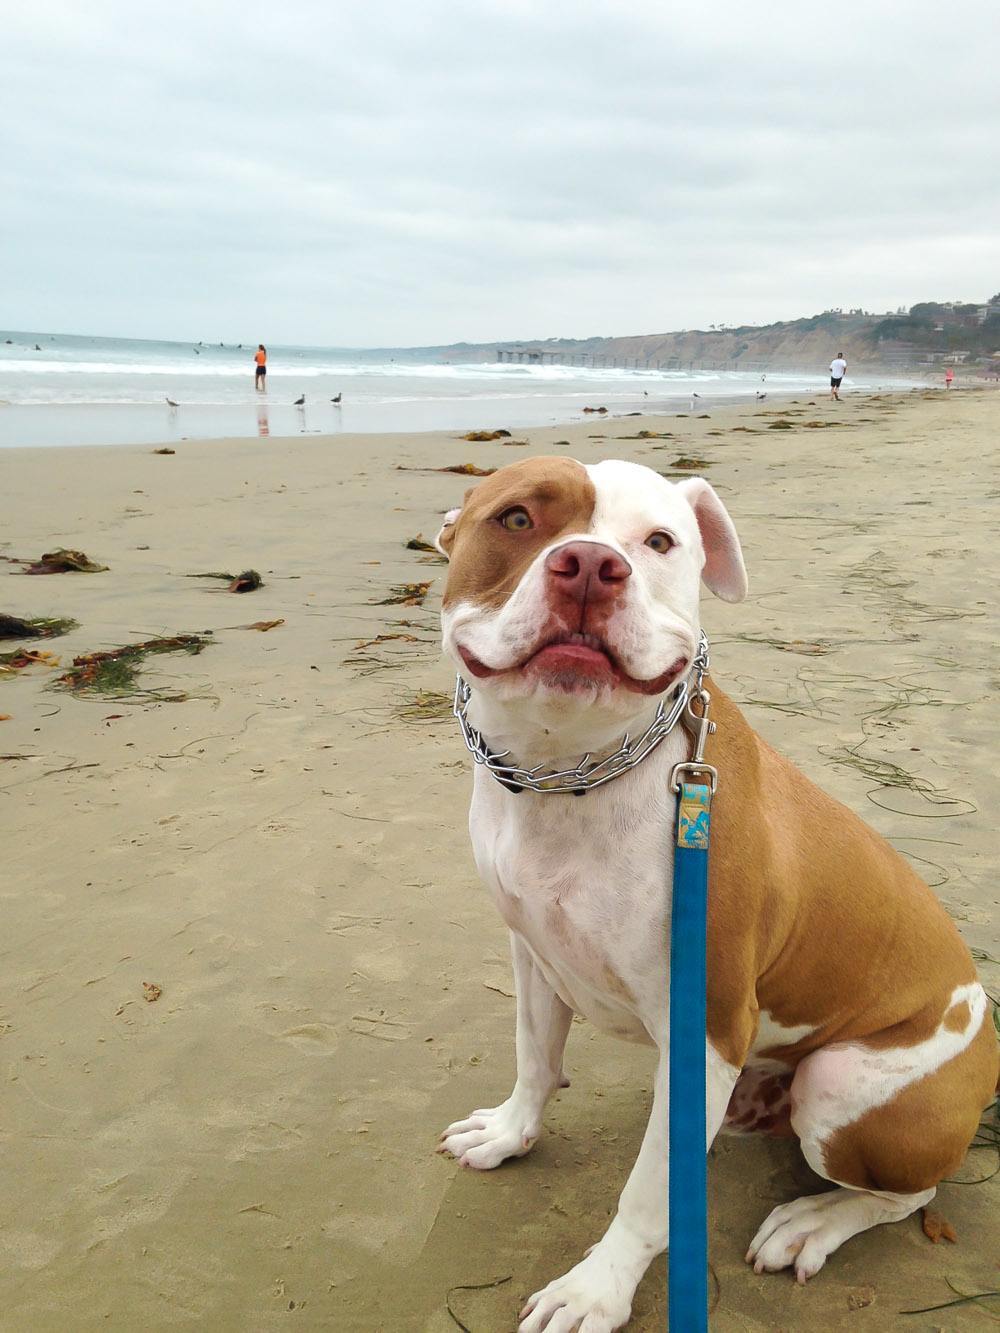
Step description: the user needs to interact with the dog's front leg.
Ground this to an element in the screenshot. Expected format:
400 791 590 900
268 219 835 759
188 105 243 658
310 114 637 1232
439 932 573 1170
519 1052 667 1332
519 1044 738 1333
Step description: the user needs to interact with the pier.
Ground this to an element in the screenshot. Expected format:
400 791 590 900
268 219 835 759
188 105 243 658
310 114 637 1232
496 347 681 370
495 348 781 373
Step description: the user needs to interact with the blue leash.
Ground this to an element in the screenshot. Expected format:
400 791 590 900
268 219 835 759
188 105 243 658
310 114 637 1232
668 692 716 1331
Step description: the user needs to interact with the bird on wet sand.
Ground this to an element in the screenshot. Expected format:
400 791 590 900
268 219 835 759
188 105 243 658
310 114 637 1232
331 393 342 404
294 394 305 406
166 397 179 407
756 391 767 401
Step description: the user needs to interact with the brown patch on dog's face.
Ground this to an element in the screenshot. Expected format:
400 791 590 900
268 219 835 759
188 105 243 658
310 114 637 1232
441 457 596 610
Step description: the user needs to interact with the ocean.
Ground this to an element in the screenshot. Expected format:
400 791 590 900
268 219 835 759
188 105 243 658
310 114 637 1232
0 330 912 448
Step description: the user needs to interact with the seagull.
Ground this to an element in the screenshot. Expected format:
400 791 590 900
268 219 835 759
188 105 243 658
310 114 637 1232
293 394 306 406
166 396 179 407
331 393 342 404
689 392 701 410
756 391 767 401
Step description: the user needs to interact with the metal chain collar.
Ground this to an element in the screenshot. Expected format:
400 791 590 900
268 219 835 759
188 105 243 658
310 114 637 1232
453 632 710 795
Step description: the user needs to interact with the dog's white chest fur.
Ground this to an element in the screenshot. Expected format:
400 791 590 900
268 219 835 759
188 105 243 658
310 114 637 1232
468 733 685 1045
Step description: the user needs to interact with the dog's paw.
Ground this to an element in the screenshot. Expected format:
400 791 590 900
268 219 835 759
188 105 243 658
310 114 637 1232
438 1099 540 1170
518 1251 634 1333
745 1190 853 1284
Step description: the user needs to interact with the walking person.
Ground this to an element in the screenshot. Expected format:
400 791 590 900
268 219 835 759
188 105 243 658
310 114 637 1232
254 344 267 392
829 351 847 401
945 367 955 389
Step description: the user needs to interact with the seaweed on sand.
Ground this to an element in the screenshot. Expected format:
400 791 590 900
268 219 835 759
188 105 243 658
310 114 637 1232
394 689 453 722
731 632 832 655
668 456 712 470
901 1278 1000 1317
395 463 496 477
810 672 977 817
460 430 511 441
404 535 448 565
0 648 61 677
345 632 438 677
185 570 263 592
374 582 433 607
53 633 211 699
0 614 78 639
4 548 109 574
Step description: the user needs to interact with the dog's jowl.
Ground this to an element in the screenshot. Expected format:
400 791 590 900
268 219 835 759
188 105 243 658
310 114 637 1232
435 456 997 1333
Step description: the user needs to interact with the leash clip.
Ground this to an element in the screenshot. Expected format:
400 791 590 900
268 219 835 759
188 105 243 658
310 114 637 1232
670 687 718 793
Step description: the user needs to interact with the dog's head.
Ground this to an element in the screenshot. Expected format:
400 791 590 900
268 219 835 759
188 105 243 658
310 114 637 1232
437 456 746 734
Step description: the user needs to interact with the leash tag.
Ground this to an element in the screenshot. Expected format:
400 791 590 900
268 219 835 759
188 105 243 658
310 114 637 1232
677 781 712 850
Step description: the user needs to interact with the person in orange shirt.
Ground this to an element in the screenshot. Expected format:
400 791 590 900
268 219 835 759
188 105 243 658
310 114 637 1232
254 345 267 391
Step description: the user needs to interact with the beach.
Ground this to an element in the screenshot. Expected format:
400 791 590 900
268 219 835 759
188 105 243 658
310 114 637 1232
2 387 998 1330
0 329 924 449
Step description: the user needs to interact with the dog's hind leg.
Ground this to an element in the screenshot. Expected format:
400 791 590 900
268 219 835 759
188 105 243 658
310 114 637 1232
747 1183 935 1285
747 983 997 1284
439 932 573 1169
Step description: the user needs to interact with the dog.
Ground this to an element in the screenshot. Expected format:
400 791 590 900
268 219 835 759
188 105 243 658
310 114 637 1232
434 456 997 1332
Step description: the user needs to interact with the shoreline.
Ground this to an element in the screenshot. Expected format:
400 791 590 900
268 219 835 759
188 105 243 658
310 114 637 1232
3 387 998 1330
0 377 943 451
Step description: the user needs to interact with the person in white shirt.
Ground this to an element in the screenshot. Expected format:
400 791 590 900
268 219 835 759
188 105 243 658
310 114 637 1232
830 353 848 400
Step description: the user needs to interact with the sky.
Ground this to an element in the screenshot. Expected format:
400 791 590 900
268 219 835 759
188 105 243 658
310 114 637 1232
2 1 998 347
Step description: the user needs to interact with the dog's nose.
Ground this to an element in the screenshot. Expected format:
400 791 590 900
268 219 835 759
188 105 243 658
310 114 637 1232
544 541 631 602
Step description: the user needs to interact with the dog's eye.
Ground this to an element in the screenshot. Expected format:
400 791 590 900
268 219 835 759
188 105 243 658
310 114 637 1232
498 507 533 532
645 531 675 554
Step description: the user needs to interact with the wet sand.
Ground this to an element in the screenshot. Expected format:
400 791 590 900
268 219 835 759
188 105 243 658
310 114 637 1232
2 387 998 1330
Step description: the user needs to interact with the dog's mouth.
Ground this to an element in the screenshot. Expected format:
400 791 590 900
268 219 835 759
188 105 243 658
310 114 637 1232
458 631 688 696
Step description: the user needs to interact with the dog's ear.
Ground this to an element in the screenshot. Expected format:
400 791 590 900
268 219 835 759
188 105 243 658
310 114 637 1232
675 477 748 602
434 506 463 559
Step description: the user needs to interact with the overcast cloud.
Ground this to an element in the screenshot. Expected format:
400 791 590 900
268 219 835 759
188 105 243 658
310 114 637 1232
2 1 998 346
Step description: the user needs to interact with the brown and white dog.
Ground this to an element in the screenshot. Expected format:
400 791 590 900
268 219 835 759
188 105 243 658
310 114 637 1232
434 456 997 1333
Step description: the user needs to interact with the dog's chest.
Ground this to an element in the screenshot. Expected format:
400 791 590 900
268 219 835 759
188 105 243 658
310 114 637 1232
469 760 677 1040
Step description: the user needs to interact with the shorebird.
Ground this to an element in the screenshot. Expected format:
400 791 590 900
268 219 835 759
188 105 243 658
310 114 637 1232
756 391 767 401
331 393 342 404
294 394 306 407
166 396 179 407
689 392 701 410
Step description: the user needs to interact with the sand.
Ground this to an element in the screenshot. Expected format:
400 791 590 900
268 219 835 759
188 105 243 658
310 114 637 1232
2 387 998 1331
